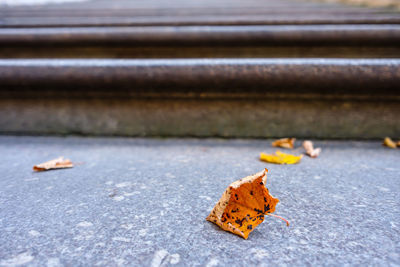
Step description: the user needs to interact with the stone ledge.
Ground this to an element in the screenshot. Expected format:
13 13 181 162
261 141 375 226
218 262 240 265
1 98 399 138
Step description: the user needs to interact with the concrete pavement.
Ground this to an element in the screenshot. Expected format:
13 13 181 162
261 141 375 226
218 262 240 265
0 137 399 266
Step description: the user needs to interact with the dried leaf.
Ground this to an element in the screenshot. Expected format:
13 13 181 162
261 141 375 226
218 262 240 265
397 141 400 147
383 137 397 149
33 157 73 172
206 169 287 239
271 138 295 149
303 140 321 158
260 150 303 164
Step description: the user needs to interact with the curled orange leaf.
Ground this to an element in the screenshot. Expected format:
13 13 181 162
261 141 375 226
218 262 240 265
206 169 287 239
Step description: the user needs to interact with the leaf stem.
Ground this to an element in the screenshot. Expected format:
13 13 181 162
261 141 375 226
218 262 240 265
266 213 290 226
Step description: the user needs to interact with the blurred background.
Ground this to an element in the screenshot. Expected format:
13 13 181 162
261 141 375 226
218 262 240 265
1 0 399 8
0 0 399 138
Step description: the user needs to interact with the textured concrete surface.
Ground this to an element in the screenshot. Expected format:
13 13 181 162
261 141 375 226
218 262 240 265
3 0 400 27
0 137 399 266
0 0 86 6
317 0 400 10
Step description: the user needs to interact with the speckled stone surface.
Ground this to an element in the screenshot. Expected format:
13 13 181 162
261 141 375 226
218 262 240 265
0 137 399 266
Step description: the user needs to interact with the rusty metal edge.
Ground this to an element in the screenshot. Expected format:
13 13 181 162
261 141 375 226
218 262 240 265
1 25 400 45
2 16 400 28
0 58 399 95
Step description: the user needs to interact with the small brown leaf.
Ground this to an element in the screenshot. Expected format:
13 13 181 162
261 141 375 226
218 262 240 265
383 137 397 149
272 138 295 149
397 141 400 147
303 140 321 158
33 157 73 172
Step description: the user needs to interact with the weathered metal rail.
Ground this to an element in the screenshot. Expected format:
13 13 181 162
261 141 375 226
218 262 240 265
0 59 399 97
1 25 400 58
1 25 399 45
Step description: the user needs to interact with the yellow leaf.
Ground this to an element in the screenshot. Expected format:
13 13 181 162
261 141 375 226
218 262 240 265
383 137 397 149
260 150 303 164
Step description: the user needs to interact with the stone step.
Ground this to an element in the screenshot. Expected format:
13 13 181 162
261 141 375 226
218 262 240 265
0 0 399 138
0 58 399 97
1 25 400 58
0 58 399 138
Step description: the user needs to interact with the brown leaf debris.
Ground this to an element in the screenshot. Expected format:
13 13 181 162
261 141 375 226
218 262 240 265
303 140 321 158
272 138 295 149
33 157 73 172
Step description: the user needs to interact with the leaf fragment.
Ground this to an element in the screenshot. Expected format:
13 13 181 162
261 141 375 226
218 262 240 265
383 137 397 149
33 157 73 172
260 150 302 164
271 138 295 149
303 140 321 158
206 169 287 239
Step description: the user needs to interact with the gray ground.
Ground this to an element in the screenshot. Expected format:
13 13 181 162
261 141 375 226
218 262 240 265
0 0 86 6
0 137 399 266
